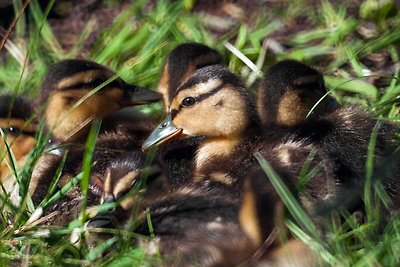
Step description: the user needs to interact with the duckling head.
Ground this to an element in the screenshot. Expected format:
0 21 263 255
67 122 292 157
102 151 163 209
158 43 223 111
0 95 36 180
88 151 162 229
38 59 161 142
258 60 334 127
144 65 259 150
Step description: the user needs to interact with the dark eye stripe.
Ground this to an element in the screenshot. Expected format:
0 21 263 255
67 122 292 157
0 127 35 137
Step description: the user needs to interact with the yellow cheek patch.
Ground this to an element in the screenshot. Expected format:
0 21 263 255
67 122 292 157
277 89 326 126
46 89 122 141
0 134 36 181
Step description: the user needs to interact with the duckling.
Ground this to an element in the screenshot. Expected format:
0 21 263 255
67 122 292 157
156 43 223 188
143 65 398 208
258 60 400 210
86 151 164 229
0 94 36 181
30 59 161 209
41 151 162 226
158 43 223 111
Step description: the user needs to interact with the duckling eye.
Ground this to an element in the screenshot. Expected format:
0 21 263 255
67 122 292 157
181 97 196 107
8 127 18 134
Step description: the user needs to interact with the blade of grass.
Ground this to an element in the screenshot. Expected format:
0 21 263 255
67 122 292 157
286 220 339 265
80 119 101 222
364 122 380 223
254 153 319 237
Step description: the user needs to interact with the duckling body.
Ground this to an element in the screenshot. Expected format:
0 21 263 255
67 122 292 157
237 166 323 266
89 141 320 266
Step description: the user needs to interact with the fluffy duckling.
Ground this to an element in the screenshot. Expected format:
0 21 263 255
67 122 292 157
143 65 399 209
257 60 336 127
259 60 400 210
0 94 36 181
156 43 223 188
158 43 223 111
41 151 162 226
30 59 160 208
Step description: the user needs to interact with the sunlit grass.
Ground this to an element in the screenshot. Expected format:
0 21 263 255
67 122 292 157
0 0 400 265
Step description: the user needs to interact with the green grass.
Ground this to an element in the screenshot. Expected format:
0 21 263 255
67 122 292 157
1 0 400 266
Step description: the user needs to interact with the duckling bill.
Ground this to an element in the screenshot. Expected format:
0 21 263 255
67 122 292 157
142 115 183 150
